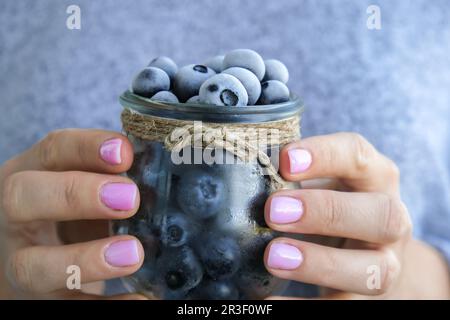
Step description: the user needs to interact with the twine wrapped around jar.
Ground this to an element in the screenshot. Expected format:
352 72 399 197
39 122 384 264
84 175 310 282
121 108 301 190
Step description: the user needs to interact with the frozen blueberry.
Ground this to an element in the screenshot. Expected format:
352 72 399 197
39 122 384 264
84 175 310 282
150 90 179 103
132 264 157 290
148 56 178 82
131 67 170 98
198 234 241 280
186 95 201 104
190 280 239 300
222 67 261 105
176 170 225 219
199 74 248 107
223 49 266 81
160 211 193 247
173 64 216 102
262 59 289 84
257 80 290 105
157 246 203 291
203 55 225 73
236 228 288 299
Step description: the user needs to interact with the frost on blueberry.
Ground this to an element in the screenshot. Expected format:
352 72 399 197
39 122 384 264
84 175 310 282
222 67 261 105
199 74 248 107
257 80 290 105
150 90 179 103
173 64 216 102
132 67 171 98
203 55 225 73
148 56 178 82
223 49 266 81
186 95 200 104
263 59 289 84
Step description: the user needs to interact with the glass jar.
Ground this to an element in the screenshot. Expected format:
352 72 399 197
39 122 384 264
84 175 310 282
113 90 303 300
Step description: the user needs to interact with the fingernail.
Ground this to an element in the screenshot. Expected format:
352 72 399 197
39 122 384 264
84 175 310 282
267 243 303 270
270 196 303 224
100 183 137 211
100 138 122 165
288 149 311 174
105 240 140 267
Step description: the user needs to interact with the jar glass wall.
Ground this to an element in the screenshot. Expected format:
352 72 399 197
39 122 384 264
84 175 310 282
113 91 303 300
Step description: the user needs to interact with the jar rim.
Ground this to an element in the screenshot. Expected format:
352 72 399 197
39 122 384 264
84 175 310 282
120 90 304 123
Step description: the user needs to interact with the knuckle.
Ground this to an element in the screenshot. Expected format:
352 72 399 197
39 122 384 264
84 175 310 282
380 195 412 242
320 249 340 286
39 130 62 170
7 251 34 292
321 191 343 231
378 250 401 294
61 173 80 211
1 173 21 222
347 132 376 174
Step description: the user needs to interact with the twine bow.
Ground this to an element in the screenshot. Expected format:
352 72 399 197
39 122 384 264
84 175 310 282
121 108 301 191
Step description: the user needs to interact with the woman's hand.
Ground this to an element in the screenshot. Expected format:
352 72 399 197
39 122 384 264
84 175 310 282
265 132 450 299
0 129 146 299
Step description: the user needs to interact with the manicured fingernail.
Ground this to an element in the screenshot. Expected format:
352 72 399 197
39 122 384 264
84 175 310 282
100 138 122 165
270 196 303 224
100 183 137 211
105 240 140 267
287 149 311 174
267 243 303 270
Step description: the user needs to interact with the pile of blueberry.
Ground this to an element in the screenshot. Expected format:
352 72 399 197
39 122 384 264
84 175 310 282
131 49 290 106
114 141 288 300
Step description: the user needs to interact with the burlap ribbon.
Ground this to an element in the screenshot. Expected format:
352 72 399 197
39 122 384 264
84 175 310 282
121 108 301 190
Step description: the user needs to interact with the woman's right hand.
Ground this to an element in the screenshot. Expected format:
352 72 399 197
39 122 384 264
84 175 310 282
0 129 146 299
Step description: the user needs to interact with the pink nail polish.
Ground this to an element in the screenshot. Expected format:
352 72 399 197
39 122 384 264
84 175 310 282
267 243 303 270
105 240 140 267
270 196 303 224
287 149 311 174
100 138 122 165
100 183 137 211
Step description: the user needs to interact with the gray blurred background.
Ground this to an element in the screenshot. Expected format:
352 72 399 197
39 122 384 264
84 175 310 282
0 0 449 287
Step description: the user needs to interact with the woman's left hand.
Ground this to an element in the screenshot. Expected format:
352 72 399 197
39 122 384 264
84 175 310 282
265 132 450 299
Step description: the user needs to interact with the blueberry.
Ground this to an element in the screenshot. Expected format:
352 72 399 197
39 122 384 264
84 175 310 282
190 280 239 300
160 211 193 247
131 67 170 98
157 246 203 292
236 228 287 299
150 90 179 103
173 64 216 102
222 67 261 105
257 80 290 105
199 74 248 107
127 142 163 188
223 49 266 81
198 234 241 280
148 56 178 82
186 95 201 104
176 169 225 219
132 264 157 291
203 55 225 73
262 59 289 84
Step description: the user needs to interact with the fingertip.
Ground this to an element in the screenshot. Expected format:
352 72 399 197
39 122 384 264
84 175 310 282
103 235 145 271
119 135 135 171
279 144 312 181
